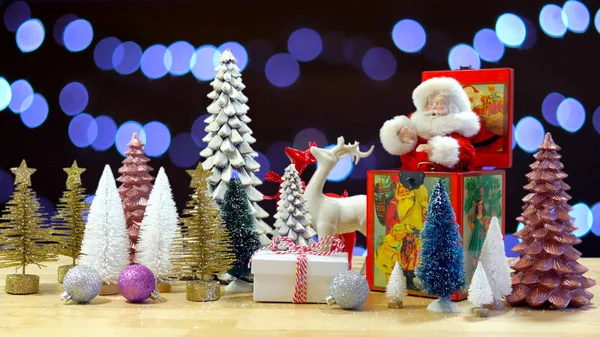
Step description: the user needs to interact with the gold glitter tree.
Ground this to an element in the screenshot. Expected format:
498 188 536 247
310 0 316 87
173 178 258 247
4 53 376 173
52 161 89 283
0 160 58 294
171 162 236 302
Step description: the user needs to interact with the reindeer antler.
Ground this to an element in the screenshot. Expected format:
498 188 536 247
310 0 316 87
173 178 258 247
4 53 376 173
349 142 375 165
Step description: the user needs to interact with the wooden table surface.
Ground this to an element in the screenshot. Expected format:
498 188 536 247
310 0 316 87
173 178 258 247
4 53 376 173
0 255 598 337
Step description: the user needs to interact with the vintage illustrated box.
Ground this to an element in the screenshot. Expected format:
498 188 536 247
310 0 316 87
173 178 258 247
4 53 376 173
251 250 348 303
366 170 506 300
366 68 513 300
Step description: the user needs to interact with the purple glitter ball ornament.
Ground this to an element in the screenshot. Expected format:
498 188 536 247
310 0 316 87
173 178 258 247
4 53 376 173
118 264 159 302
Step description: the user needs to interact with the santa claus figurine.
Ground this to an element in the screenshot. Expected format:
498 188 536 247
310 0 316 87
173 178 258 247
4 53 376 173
379 77 481 172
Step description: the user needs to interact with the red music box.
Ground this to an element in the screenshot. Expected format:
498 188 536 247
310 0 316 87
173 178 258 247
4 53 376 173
366 68 513 300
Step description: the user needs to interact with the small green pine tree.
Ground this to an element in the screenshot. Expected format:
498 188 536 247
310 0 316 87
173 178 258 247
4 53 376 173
221 172 261 279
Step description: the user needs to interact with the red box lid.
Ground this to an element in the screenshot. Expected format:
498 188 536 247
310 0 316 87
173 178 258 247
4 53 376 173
422 68 514 169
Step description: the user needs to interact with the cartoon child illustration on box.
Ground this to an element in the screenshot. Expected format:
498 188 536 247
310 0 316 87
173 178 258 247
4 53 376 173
375 223 407 282
468 196 491 266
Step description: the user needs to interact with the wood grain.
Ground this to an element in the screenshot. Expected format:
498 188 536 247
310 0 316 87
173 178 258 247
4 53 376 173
1 256 598 336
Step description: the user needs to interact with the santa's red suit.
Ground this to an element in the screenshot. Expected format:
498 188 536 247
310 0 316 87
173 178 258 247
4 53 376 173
379 77 481 172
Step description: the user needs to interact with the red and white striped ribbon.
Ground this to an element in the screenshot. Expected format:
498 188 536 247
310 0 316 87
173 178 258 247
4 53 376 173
249 236 345 304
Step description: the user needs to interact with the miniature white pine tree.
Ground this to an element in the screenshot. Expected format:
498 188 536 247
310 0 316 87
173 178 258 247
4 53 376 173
479 216 512 309
468 261 494 308
80 165 129 285
200 49 271 245
386 261 407 302
134 167 179 282
272 164 316 246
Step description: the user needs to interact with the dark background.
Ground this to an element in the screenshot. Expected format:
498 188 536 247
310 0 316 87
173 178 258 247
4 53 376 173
1 0 599 256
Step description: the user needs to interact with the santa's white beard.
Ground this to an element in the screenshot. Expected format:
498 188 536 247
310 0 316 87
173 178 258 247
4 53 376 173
413 110 453 139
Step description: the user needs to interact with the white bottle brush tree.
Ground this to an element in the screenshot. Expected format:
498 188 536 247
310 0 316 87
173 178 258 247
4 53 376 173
200 49 271 246
468 261 494 310
134 167 179 283
80 165 129 286
479 216 512 309
273 164 316 246
386 261 407 303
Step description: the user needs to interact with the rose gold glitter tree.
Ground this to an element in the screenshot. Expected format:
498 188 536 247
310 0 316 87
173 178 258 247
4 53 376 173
117 133 154 264
507 132 595 309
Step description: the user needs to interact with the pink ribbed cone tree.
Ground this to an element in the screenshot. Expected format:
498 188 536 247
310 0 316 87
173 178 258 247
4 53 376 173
507 132 595 309
117 133 155 264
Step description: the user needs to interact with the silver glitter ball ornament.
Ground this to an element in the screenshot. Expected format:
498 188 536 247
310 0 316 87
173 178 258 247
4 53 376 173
326 270 370 310
61 265 102 304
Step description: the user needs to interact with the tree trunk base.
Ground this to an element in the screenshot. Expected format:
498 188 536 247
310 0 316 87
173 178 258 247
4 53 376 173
5 274 39 295
485 299 506 310
99 283 119 295
427 298 460 313
388 299 403 309
156 282 172 293
57 264 76 283
473 307 489 317
186 280 220 302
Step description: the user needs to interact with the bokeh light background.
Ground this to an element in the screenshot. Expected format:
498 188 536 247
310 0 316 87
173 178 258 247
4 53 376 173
1 1 600 257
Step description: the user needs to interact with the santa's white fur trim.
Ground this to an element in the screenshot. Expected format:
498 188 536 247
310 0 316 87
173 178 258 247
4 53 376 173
428 136 460 168
412 77 472 113
379 115 417 155
411 109 480 139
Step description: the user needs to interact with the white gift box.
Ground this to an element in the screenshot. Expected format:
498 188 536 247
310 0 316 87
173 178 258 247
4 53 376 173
251 250 349 303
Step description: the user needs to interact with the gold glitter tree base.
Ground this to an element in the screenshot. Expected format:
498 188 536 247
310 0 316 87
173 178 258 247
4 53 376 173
99 283 119 295
388 300 403 309
5 274 39 295
57 265 75 283
186 280 220 302
156 282 172 293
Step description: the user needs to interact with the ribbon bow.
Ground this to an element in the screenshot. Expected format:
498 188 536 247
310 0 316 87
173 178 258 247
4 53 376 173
250 236 344 303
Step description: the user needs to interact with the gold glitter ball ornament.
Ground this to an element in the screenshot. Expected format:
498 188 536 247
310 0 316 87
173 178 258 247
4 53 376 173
186 280 220 302
5 274 40 295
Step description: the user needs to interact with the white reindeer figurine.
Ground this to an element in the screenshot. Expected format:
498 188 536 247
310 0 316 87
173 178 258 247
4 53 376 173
305 136 374 271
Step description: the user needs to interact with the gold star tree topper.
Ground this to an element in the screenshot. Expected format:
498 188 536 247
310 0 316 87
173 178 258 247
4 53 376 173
11 160 36 186
64 161 86 187
186 162 212 188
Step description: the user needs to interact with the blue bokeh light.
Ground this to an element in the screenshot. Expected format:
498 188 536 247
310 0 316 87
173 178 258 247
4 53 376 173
190 45 218 81
168 133 200 168
254 151 271 183
571 203 593 238
391 19 426 53
8 79 33 113
3 1 30 32
68 113 98 148
92 115 117 151
0 169 13 204
142 121 171 157
539 4 568 38
515 222 525 243
563 0 590 33
115 121 146 156
512 124 517 150
515 116 545 153
504 234 519 257
52 14 77 46
213 41 249 71
320 144 354 182
362 47 397 81
473 28 505 62
141 44 172 79
167 41 194 76
63 19 93 52
0 77 11 111
59 82 88 116
84 195 95 204
16 18 45 53
596 9 600 34
266 141 293 175
349 143 377 180
288 28 323 61
344 35 375 69
20 93 48 128
94 37 121 70
593 106 600 134
557 97 586 133
495 13 526 47
353 246 366 257
38 196 54 220
591 202 600 236
541 92 564 127
293 127 328 149
112 41 143 75
191 114 210 147
265 53 300 87
448 44 481 70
